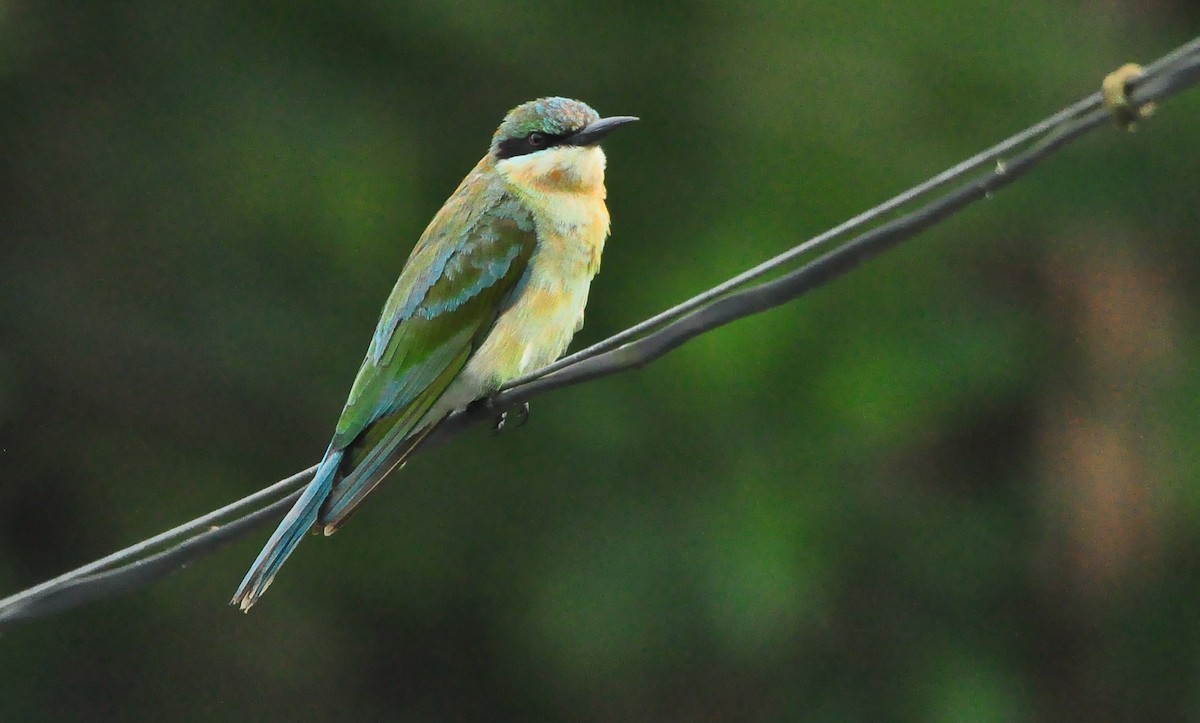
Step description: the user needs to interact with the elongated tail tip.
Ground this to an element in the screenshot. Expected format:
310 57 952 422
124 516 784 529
230 576 274 612
230 562 281 611
229 447 343 612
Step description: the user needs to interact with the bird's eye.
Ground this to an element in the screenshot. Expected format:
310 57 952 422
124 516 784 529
496 130 561 159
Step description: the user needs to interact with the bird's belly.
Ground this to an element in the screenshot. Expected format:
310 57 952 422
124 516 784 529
424 191 607 422
477 269 591 375
427 262 594 419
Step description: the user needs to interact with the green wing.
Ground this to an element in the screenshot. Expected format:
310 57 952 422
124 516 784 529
317 171 536 530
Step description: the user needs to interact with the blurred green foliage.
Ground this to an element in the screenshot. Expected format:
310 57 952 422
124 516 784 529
2 1 1199 721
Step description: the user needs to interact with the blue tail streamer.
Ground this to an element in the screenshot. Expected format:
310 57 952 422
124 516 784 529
230 446 343 611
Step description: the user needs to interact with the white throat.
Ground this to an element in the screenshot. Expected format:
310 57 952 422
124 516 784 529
495 145 607 194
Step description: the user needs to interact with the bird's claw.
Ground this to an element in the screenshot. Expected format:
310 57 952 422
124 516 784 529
491 401 530 435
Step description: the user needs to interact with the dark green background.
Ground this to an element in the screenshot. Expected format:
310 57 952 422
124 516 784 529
3 2 1199 721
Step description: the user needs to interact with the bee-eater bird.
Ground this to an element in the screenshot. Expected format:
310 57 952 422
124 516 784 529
230 97 636 611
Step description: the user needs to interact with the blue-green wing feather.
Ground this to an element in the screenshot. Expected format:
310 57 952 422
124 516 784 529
231 166 536 609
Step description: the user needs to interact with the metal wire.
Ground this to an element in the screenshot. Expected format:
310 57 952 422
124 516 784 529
2 37 1198 629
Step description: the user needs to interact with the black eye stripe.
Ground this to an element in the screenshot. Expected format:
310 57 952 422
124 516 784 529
495 131 571 159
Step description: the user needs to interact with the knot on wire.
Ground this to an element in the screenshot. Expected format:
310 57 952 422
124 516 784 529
1102 63 1156 131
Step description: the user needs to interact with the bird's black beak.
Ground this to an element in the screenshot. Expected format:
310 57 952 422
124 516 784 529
566 115 639 147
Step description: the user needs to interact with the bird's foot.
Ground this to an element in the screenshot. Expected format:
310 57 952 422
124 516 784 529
490 401 530 435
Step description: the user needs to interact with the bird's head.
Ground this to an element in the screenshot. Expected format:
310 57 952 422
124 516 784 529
490 97 637 193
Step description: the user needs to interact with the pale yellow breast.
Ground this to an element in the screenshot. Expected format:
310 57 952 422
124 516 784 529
429 148 611 415
497 144 610 275
473 193 608 382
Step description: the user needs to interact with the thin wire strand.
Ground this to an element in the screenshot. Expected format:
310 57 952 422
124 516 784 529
0 467 314 625
510 34 1200 388
505 96 1099 389
0 492 304 624
2 38 1197 629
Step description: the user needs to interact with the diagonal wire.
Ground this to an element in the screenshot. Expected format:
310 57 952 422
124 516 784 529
0 467 314 625
505 34 1200 388
2 37 1198 629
